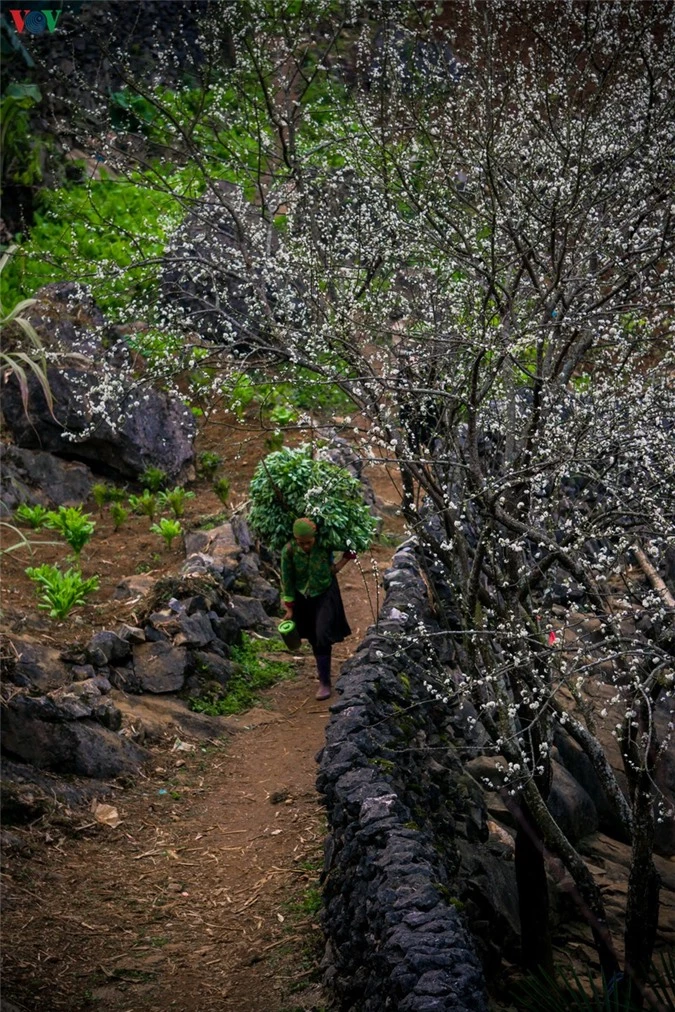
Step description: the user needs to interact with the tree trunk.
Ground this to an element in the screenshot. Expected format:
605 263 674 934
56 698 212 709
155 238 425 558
514 800 554 975
520 778 622 985
622 785 661 1008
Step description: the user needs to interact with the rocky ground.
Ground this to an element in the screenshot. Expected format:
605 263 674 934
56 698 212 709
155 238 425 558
0 620 381 1012
0 408 403 1011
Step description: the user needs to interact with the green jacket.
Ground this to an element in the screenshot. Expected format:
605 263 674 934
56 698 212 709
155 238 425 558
280 539 334 603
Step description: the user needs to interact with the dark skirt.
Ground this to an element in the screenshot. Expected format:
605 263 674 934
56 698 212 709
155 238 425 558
293 577 351 655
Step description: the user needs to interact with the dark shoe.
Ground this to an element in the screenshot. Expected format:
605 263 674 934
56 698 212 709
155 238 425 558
315 683 331 701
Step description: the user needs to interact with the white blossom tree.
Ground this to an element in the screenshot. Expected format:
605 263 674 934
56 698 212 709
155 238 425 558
10 0 675 1000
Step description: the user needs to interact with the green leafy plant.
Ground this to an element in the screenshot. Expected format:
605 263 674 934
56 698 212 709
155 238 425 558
0 247 54 418
110 503 129 531
248 445 377 552
188 635 294 715
0 177 188 315
213 477 231 506
15 503 50 528
197 451 222 480
109 88 159 133
221 369 352 424
129 490 158 521
91 483 110 512
92 482 127 511
43 506 96 557
139 466 168 492
268 403 297 427
157 486 195 518
1 83 44 189
25 564 100 619
150 517 183 549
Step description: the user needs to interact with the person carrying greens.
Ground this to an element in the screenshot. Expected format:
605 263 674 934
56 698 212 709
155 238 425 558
280 517 356 700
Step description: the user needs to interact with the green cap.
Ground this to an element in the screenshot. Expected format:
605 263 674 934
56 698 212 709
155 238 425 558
292 517 316 537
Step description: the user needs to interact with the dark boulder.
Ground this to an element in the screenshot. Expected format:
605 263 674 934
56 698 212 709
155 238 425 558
3 365 195 480
86 630 132 667
547 760 599 843
1 283 195 480
209 613 242 645
553 727 628 841
228 594 277 634
144 608 215 648
132 641 188 693
192 650 234 688
0 444 94 516
4 637 73 691
1 694 147 778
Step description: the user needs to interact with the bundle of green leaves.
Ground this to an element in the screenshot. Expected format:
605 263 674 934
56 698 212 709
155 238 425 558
248 446 377 553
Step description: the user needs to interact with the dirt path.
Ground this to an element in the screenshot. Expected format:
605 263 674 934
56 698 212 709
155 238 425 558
1 549 393 1012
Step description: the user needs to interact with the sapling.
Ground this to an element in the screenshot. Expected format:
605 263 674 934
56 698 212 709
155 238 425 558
25 564 100 619
91 483 110 512
139 466 168 492
15 503 50 528
150 517 183 549
129 490 157 522
92 484 126 513
213 477 230 506
157 486 195 518
197 450 222 480
44 506 96 557
110 502 129 530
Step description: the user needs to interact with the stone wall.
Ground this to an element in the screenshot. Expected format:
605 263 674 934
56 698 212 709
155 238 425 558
317 544 490 1012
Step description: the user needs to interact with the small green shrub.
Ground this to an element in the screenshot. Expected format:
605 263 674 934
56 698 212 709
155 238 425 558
44 506 96 557
25 564 100 619
15 503 50 528
110 503 129 530
91 483 126 511
139 466 168 492
91 483 109 511
268 403 297 427
157 486 195 518
299 887 323 917
213 477 230 506
129 490 158 521
150 517 183 549
197 450 222 480
1 84 44 190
